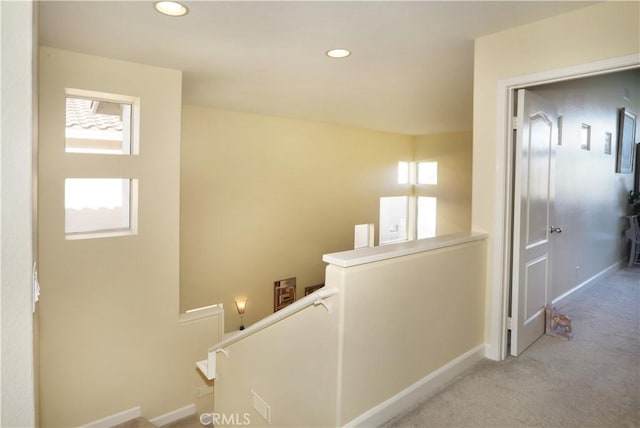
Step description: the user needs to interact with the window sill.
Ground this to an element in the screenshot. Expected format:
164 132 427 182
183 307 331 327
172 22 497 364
65 229 137 241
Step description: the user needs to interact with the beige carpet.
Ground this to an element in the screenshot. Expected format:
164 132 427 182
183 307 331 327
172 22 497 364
113 415 202 428
385 266 640 428
113 417 156 428
160 414 201 428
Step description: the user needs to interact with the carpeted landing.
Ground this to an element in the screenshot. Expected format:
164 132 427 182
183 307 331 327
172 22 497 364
385 266 640 428
112 415 201 428
113 417 156 428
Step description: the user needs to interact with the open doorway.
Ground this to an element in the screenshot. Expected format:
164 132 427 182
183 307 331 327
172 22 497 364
503 67 640 357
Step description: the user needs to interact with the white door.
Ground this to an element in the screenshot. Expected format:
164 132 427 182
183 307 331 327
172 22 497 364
510 89 559 356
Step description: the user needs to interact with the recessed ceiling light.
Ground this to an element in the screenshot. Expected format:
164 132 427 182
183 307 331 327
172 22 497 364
326 49 351 59
154 1 188 17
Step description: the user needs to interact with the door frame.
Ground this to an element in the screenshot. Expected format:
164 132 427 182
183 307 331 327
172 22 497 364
488 54 640 361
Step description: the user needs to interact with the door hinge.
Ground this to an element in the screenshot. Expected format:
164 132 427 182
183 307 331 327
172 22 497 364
511 116 518 130
507 317 513 329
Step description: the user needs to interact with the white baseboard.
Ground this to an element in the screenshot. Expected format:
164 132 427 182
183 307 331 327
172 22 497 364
343 344 486 428
552 260 623 305
80 407 142 428
149 404 196 427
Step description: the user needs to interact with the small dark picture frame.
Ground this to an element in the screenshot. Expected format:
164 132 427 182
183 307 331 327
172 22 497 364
616 108 637 174
304 283 325 296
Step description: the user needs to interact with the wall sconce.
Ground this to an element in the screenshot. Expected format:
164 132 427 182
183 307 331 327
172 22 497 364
235 298 247 330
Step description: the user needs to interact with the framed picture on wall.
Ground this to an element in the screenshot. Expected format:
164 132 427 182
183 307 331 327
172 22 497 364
304 283 325 296
616 107 637 174
274 277 296 312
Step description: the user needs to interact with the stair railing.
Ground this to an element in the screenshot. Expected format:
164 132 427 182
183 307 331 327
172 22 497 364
196 286 339 380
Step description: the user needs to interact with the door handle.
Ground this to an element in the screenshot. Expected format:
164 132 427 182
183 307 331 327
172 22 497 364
550 226 562 234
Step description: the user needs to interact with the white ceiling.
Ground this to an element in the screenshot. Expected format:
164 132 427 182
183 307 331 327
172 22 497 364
39 1 597 135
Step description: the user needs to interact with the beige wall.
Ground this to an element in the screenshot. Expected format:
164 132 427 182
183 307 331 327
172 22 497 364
472 1 640 357
337 239 486 423
180 106 414 329
0 1 36 426
38 47 221 426
414 132 472 235
180 109 474 332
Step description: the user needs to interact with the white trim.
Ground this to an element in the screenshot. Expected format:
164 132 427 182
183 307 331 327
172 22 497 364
342 344 486 428
149 404 196 427
334 276 347 428
65 229 136 241
80 407 141 428
552 260 623 305
488 54 640 362
323 232 488 268
65 87 139 106
500 54 639 90
179 303 224 324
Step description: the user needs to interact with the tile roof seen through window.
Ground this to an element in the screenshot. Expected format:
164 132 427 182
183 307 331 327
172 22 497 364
66 97 124 132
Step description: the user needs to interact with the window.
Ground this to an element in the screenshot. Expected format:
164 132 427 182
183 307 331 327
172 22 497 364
398 161 438 185
417 196 437 239
398 161 410 184
65 178 138 238
65 89 139 155
417 161 438 185
65 97 133 154
382 160 439 244
379 196 409 245
64 89 140 239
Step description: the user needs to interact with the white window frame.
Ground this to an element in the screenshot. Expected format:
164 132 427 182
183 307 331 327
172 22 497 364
65 88 140 155
65 178 139 240
64 88 141 240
